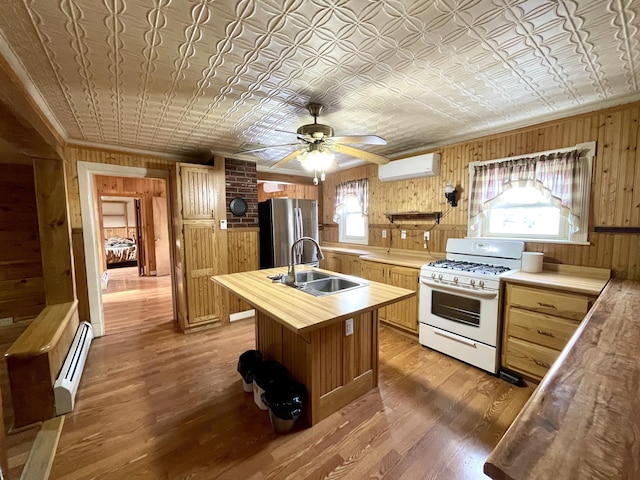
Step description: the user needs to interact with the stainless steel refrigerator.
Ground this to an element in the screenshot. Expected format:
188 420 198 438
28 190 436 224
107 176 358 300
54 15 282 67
258 198 319 268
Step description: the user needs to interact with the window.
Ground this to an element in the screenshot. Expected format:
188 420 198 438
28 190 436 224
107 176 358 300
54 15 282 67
468 142 594 244
335 179 368 245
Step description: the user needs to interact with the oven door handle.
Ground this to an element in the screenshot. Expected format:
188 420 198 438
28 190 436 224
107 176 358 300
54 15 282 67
432 327 478 348
420 278 498 299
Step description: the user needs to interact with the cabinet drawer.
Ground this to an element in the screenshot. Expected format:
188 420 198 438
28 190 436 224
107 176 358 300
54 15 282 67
504 337 560 381
507 307 579 350
507 284 593 320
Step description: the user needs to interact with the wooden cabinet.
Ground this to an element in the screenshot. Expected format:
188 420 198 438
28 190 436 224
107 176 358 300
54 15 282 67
321 251 361 277
171 162 228 331
361 260 419 334
502 283 596 382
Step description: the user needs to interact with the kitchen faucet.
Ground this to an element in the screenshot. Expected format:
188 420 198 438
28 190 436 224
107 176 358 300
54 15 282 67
287 236 324 287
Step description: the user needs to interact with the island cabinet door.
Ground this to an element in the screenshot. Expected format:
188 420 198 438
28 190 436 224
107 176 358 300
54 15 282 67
255 310 378 426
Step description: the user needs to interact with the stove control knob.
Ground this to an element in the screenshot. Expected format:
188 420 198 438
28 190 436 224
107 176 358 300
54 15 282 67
453 277 458 283
470 279 475 287
438 274 443 281
431 273 436 279
479 280 485 288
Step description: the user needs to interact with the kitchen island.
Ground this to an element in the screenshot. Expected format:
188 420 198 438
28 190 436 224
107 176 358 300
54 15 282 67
212 266 414 425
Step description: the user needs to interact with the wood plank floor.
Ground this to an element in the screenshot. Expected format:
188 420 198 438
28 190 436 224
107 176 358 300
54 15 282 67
4 313 535 479
102 266 174 335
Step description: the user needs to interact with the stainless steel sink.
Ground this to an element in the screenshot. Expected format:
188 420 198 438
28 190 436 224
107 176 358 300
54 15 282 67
294 270 332 283
299 277 367 296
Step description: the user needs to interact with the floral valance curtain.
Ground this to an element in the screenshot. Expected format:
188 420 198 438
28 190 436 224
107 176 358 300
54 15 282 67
335 178 368 216
469 149 583 229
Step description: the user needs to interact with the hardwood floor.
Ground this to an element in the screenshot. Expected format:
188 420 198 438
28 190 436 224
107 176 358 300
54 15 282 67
3 265 535 479
5 315 534 479
102 266 174 335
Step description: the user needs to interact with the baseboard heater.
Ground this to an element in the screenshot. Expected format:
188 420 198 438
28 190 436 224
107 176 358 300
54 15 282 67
54 321 94 415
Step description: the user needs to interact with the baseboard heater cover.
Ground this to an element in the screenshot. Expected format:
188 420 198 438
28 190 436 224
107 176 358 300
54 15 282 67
54 321 94 415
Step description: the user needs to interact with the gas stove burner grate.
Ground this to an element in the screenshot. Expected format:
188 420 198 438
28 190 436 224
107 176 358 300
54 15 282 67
427 260 511 275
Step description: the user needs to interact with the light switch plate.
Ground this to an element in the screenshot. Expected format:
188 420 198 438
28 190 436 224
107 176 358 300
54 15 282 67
401 230 407 239
345 318 354 336
220 219 227 230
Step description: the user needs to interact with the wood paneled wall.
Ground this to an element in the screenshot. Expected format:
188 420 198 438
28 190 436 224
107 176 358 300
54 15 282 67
257 182 319 202
226 228 260 314
322 102 640 280
0 164 46 322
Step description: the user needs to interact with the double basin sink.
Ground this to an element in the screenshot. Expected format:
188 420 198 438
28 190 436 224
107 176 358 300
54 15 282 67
288 270 368 296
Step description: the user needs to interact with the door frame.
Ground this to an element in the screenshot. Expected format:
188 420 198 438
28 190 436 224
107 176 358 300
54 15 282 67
77 161 174 337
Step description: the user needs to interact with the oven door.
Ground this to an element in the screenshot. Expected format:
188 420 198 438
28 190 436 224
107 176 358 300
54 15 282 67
418 277 499 347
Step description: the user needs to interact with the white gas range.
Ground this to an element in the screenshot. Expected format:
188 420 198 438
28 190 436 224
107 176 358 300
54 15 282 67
418 238 525 374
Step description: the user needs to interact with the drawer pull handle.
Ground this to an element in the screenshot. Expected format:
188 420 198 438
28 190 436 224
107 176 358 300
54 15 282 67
537 302 557 309
534 359 551 368
536 329 554 337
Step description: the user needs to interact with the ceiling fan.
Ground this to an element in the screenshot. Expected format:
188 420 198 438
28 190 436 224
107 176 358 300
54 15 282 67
241 103 390 183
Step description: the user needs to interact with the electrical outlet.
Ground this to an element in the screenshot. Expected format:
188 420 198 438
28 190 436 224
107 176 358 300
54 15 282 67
424 231 430 241
0 317 13 326
401 230 407 239
345 318 354 336
382 230 387 238
220 219 227 230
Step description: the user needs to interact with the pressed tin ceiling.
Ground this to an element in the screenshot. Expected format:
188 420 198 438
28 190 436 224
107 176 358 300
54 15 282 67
1 0 640 174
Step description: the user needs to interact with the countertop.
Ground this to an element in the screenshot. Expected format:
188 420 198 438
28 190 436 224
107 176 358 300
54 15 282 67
212 267 415 336
321 243 444 269
503 263 610 296
484 279 640 480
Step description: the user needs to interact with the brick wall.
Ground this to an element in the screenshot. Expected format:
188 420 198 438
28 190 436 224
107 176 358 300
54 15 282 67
225 158 258 228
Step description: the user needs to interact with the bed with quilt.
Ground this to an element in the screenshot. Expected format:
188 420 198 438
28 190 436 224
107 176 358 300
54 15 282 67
105 237 137 267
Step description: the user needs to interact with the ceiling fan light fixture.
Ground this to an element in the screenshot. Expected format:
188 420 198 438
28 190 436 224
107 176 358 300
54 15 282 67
298 146 334 173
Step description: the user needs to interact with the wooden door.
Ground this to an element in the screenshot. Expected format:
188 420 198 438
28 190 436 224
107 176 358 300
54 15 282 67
180 165 216 220
360 261 388 321
172 161 228 331
152 196 171 276
387 266 419 333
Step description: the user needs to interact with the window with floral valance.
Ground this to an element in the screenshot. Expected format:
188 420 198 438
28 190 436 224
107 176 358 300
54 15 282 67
467 142 594 244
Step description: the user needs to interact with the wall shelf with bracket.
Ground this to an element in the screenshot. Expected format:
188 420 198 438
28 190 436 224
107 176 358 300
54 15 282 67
384 211 442 224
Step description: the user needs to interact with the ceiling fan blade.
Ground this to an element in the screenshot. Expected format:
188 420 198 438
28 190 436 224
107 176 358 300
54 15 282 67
330 144 390 165
271 148 307 169
328 135 387 145
238 143 303 155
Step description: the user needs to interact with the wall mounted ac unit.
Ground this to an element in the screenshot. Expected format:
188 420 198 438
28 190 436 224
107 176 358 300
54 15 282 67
378 152 440 182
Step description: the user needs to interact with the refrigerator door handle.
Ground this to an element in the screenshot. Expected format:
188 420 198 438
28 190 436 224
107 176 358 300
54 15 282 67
295 207 303 261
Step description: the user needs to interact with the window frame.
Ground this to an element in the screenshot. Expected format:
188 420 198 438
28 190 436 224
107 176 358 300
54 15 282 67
467 142 595 245
338 193 368 245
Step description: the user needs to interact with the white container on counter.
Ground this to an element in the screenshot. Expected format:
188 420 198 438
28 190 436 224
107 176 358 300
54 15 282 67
522 252 543 273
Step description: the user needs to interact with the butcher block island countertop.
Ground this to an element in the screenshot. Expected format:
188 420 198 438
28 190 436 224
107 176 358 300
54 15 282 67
212 267 414 425
485 279 640 480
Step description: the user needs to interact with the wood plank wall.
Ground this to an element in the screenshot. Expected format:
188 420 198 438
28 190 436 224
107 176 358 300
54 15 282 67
226 228 260 314
0 164 46 322
257 182 319 202
322 101 640 281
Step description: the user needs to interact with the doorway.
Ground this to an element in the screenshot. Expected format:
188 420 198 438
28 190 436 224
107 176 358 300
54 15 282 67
97 188 172 335
77 162 175 337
